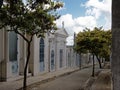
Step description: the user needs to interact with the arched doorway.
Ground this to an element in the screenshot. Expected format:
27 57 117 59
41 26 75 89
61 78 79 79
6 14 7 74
51 50 55 71
39 38 45 72
9 31 18 74
59 49 63 68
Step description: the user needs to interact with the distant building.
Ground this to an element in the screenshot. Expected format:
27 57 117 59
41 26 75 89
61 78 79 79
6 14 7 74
66 45 80 68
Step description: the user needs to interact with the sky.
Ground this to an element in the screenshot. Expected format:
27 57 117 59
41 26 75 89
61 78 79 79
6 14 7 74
55 0 112 45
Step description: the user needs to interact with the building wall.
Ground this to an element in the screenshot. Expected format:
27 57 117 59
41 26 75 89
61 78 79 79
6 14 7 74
29 33 50 76
0 30 21 81
66 46 80 68
55 35 67 70
0 28 80 81
66 46 96 69
49 37 55 72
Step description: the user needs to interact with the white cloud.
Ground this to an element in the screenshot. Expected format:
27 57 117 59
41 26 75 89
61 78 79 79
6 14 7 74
56 14 97 45
56 14 74 28
74 16 97 27
66 36 74 46
55 14 75 35
73 26 84 34
85 0 111 14
86 8 101 19
104 13 111 30
56 14 97 34
56 0 111 45
84 0 111 29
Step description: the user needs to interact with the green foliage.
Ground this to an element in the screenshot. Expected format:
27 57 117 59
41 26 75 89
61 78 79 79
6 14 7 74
75 27 111 61
0 0 63 39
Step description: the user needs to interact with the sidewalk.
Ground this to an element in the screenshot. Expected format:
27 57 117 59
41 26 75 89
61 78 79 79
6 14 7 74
0 67 80 90
83 63 112 90
91 69 111 90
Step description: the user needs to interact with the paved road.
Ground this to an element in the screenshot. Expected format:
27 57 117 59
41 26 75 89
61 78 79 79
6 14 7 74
29 66 98 90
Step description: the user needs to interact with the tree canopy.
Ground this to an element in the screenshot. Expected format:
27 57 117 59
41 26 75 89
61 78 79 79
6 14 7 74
0 0 63 40
75 27 111 67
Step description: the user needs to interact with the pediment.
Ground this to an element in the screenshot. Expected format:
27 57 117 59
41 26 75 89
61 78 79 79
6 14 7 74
55 28 69 37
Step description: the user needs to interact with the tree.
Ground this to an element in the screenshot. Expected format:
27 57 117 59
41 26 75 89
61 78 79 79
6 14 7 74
0 0 63 90
74 27 111 76
99 30 111 61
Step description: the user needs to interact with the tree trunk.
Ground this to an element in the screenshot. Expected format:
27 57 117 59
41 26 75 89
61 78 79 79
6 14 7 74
112 0 120 90
96 55 102 68
23 42 31 90
92 54 95 77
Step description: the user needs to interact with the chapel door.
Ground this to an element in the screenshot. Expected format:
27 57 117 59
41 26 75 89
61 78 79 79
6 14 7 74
50 50 55 71
39 38 45 72
9 31 18 74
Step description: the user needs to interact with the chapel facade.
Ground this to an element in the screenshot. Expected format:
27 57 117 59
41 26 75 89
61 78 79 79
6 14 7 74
0 26 81 81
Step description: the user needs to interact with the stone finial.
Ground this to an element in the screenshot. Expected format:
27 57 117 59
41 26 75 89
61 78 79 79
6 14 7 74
62 21 64 28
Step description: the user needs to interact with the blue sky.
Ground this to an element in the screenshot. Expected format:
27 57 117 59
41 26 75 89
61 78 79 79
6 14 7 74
55 0 112 45
59 0 87 18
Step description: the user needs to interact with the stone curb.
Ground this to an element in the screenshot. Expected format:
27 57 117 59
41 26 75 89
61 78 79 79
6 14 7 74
18 69 80 90
82 69 102 90
83 69 111 90
19 65 93 90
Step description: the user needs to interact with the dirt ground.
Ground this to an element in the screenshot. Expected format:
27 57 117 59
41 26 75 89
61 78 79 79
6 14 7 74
91 62 111 90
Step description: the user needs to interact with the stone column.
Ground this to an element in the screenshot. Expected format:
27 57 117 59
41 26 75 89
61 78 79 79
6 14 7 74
112 0 120 90
64 41 67 68
55 36 57 71
44 34 49 73
19 36 26 75
2 30 9 81
48 39 51 72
